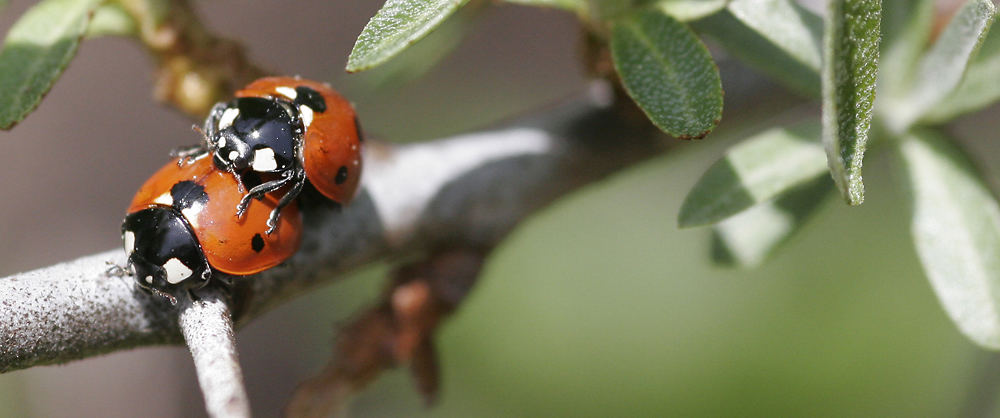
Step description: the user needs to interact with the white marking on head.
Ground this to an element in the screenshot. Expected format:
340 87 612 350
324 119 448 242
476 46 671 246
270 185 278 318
217 136 226 148
145 276 153 284
275 86 297 100
154 192 173 206
250 130 261 139
218 108 239 130
252 147 278 172
123 231 136 257
228 150 240 161
299 105 314 127
181 202 203 229
163 258 193 284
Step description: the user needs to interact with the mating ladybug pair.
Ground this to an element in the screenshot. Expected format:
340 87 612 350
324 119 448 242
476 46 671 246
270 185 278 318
121 77 362 297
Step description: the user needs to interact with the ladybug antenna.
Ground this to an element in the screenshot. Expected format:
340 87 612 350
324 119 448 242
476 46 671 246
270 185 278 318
191 124 207 138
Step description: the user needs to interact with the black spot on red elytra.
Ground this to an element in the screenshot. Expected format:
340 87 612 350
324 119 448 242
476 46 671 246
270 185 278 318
294 86 326 112
170 181 208 210
251 234 265 252
335 166 348 185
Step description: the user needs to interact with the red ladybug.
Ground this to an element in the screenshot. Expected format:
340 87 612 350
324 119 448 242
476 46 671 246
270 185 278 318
198 76 362 233
122 155 301 295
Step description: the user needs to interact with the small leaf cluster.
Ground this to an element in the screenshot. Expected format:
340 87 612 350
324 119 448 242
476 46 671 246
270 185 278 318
349 0 725 140
680 0 1000 350
345 0 1000 349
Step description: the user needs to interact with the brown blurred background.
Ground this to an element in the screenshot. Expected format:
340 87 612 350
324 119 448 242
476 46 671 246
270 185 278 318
0 0 998 417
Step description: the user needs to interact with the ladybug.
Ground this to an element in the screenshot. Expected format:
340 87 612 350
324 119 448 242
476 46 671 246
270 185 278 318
198 76 362 233
122 154 302 296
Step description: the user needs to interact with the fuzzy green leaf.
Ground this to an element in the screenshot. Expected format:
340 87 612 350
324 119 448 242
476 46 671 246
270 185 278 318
86 3 136 38
878 0 934 100
347 0 470 73
727 0 822 71
886 0 995 130
611 9 722 139
354 5 475 89
0 0 101 129
653 0 727 21
504 0 584 12
679 122 826 227
821 0 880 205
899 129 1000 349
711 176 832 267
694 3 822 97
925 16 1000 122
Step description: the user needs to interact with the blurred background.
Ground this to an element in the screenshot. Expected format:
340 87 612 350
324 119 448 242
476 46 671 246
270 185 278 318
0 0 998 416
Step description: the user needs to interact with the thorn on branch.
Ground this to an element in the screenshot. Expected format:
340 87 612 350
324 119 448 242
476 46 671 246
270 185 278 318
285 247 488 417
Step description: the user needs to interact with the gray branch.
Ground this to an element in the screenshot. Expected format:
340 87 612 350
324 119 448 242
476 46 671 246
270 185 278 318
178 288 250 418
0 83 666 374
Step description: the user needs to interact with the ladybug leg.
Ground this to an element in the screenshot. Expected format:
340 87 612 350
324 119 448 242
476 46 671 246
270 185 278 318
235 171 294 219
202 102 228 141
264 170 306 235
169 143 207 166
105 260 130 277
225 163 248 194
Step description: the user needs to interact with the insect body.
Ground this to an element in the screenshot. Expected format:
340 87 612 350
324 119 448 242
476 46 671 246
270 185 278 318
202 77 362 233
122 155 301 295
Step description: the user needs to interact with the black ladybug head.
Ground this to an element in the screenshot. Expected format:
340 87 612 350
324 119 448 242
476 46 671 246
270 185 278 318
205 97 302 175
122 208 211 294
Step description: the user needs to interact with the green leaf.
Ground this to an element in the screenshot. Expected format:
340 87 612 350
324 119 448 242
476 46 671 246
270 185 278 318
503 0 584 13
347 0 470 73
877 0 934 100
884 0 995 130
711 175 832 267
86 3 136 38
821 0 881 205
898 129 1000 349
678 122 826 227
924 17 1000 122
354 3 476 89
653 0 727 21
694 1 821 97
611 9 722 139
0 0 101 130
727 0 822 70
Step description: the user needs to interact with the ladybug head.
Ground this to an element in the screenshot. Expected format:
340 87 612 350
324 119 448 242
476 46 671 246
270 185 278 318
122 208 211 294
204 97 302 176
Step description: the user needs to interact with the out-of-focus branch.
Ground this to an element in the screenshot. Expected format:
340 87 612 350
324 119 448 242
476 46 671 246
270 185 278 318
285 247 488 417
0 82 666 373
118 0 269 117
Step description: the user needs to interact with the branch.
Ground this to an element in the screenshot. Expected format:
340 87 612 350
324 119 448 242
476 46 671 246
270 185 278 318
0 82 665 373
178 288 250 417
119 0 269 117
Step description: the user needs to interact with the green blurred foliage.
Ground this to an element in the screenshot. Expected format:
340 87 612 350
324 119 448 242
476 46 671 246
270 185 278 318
288 123 987 416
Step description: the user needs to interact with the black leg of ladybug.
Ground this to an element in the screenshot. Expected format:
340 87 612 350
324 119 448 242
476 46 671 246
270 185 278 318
265 170 306 235
235 170 295 219
170 143 207 166
202 102 228 140
153 288 178 305
105 260 130 277
224 162 248 194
